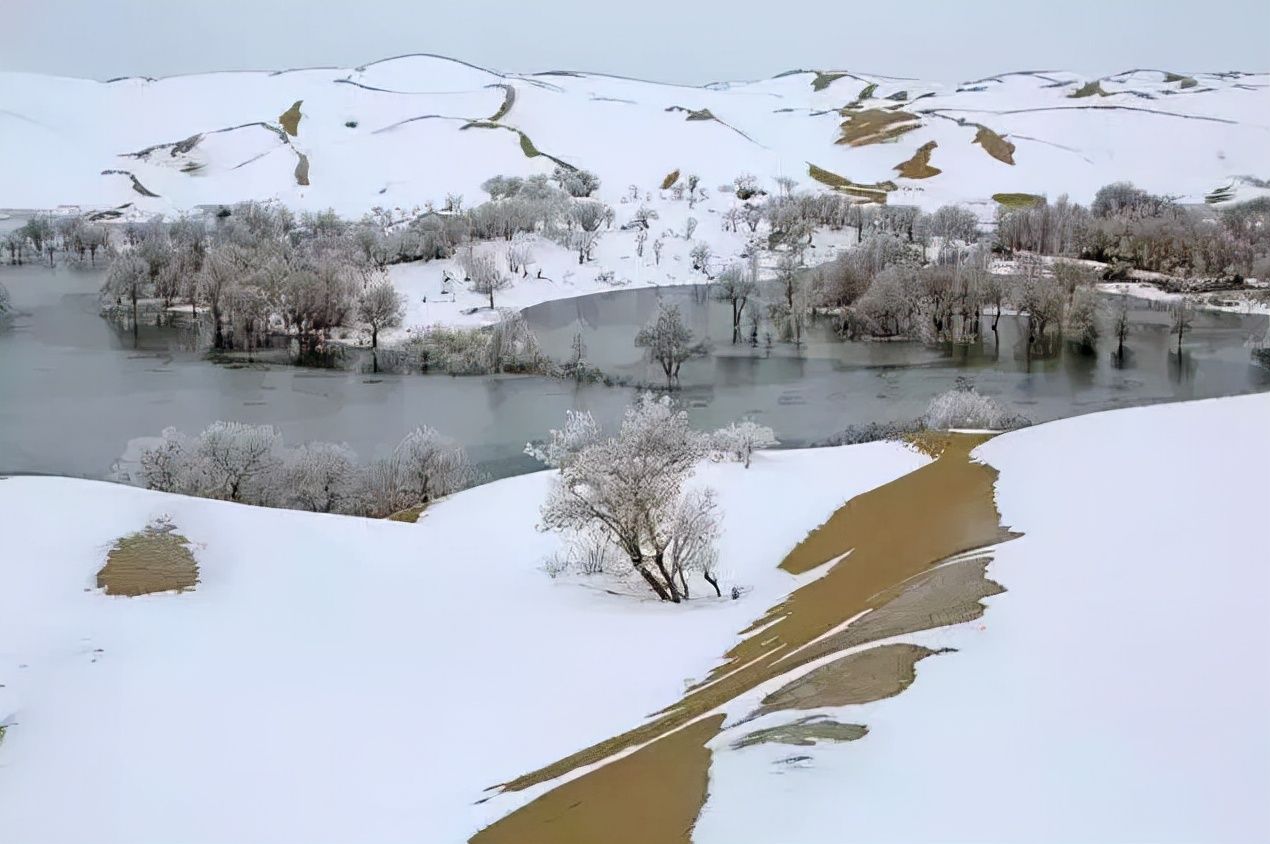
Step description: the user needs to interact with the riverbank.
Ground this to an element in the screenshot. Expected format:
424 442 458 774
2 394 1267 842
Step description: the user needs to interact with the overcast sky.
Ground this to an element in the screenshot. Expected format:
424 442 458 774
3 0 1266 83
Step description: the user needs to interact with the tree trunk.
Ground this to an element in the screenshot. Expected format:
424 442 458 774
652 552 682 603
633 558 671 601
703 571 722 598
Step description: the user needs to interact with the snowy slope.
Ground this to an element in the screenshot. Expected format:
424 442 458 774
2 57 1267 215
0 442 927 844
698 392 1270 844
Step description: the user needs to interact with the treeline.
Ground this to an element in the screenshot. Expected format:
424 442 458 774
4 213 111 266
137 421 478 518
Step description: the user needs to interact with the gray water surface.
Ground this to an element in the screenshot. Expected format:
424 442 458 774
1 264 1267 482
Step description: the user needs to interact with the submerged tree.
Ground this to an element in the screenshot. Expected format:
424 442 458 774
1170 298 1194 352
635 302 701 388
713 259 758 343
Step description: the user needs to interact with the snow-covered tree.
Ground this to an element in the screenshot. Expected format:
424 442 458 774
524 409 602 469
924 387 1019 430
282 442 358 513
689 242 711 273
357 277 405 349
1064 286 1100 351
194 421 282 503
394 426 477 505
635 302 701 388
535 394 716 602
553 166 600 198
459 248 511 309
102 254 150 343
710 420 779 468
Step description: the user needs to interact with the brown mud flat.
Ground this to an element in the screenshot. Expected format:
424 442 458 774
471 434 1017 844
731 715 867 750
96 518 198 596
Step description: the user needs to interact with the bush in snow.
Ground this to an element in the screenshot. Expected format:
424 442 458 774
710 421 779 468
533 393 720 602
923 387 1021 431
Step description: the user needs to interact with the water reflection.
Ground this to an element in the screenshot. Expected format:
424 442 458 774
1 265 1266 483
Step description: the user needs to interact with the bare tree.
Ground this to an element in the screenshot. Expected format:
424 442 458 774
713 260 758 343
394 426 477 505
1113 292 1131 358
1170 298 1193 352
460 247 511 309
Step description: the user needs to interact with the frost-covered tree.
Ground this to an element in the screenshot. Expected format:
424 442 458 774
0 282 11 320
357 277 405 349
924 387 1020 430
711 420 778 468
459 248 511 309
524 409 603 469
689 242 712 273
553 166 600 198
635 302 701 388
394 426 477 505
652 238 664 265
927 205 980 244
733 173 760 200
282 442 358 513
535 394 715 602
1064 286 1100 351
102 254 150 344
194 421 282 503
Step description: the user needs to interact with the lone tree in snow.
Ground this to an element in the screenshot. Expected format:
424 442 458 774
460 248 511 309
635 302 701 388
357 277 405 349
533 395 721 602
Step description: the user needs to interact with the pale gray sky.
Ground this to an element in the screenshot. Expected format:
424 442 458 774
3 0 1266 83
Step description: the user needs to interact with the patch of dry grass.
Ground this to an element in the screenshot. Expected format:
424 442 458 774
973 125 1016 165
279 100 303 136
660 169 680 190
807 163 895 203
837 108 921 146
992 192 1045 209
894 140 941 179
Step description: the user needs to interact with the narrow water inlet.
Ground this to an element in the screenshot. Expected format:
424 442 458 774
470 434 1019 843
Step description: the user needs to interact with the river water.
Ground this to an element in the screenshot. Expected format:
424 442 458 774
1 264 1267 481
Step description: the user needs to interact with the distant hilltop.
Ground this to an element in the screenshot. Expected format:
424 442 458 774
2 54 1266 214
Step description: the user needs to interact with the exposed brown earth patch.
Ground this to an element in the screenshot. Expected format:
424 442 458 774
836 108 921 146
472 715 724 844
1069 81 1109 98
660 169 681 190
387 503 427 523
471 434 1017 843
294 152 310 186
97 518 198 596
894 141 941 179
753 643 947 718
731 715 867 750
279 100 303 136
811 71 849 92
973 126 1016 164
807 163 895 204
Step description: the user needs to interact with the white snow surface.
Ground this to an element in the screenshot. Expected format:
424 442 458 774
0 441 926 844
697 392 1270 844
3 396 1268 843
2 57 1268 215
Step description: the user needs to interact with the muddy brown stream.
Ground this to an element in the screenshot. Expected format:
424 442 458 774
472 433 1017 843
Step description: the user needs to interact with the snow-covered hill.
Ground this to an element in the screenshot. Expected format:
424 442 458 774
2 56 1267 215
1 395 1268 842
